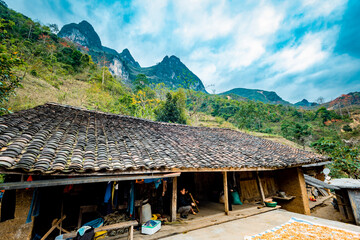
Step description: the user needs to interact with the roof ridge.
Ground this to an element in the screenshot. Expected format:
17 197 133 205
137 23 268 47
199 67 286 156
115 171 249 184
44 102 243 132
42 103 318 154
0 102 328 174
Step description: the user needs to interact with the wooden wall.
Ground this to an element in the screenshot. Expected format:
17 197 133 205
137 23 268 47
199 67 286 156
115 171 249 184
193 172 223 201
302 166 325 181
236 171 278 202
190 168 309 215
191 171 279 203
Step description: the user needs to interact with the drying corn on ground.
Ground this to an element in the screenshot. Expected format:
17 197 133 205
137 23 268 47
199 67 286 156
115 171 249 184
245 218 360 240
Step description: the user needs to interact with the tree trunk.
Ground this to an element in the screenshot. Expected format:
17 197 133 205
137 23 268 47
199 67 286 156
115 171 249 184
102 68 105 86
27 25 32 39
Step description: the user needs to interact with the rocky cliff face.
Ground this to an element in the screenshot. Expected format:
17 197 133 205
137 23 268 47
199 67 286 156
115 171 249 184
58 20 102 50
58 21 207 93
142 55 206 92
120 48 140 68
108 58 130 82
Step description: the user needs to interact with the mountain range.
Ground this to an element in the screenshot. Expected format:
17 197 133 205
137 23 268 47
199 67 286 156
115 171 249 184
326 92 360 109
219 88 291 105
58 20 207 93
58 20 359 108
294 99 318 108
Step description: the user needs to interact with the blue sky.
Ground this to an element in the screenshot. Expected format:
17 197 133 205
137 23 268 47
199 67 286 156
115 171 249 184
6 0 360 103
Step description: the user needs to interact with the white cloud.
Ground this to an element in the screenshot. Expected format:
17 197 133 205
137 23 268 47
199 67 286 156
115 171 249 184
302 0 348 18
6 0 359 102
184 1 284 91
173 0 236 46
259 27 340 90
131 0 169 35
268 34 328 74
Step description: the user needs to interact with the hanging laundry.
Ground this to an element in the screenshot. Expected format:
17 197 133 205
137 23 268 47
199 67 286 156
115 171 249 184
63 184 73 193
25 175 33 190
64 176 74 193
0 190 16 222
111 181 117 207
104 182 112 204
26 188 41 223
127 181 135 218
113 183 119 208
144 178 162 189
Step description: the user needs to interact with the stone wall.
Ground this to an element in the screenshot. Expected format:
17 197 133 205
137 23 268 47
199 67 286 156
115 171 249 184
276 167 310 215
0 189 34 240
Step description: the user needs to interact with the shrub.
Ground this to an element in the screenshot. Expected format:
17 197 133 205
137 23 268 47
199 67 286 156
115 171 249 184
343 125 352 132
30 69 37 76
155 90 187 124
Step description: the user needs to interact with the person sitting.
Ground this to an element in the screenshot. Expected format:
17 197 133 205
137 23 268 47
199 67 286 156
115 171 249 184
178 187 195 219
185 190 199 215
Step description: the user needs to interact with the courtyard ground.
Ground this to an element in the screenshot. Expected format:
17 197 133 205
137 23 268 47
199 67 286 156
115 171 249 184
161 209 360 240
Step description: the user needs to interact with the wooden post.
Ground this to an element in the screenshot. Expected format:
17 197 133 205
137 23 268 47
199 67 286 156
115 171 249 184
171 177 177 222
223 171 229 215
60 199 64 235
127 225 134 240
255 171 265 205
41 215 67 240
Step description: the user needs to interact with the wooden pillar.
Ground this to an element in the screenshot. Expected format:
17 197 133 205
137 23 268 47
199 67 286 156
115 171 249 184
171 177 177 222
127 225 134 240
255 171 265 205
347 190 359 225
223 171 229 215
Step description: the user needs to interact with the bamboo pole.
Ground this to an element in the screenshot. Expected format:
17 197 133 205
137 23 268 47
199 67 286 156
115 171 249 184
255 171 266 205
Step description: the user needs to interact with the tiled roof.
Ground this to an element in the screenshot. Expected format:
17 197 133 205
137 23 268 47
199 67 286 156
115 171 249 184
0 103 328 174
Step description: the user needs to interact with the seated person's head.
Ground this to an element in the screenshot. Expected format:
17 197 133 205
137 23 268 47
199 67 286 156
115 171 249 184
180 187 186 195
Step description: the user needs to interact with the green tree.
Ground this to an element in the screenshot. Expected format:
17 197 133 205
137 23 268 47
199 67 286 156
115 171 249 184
316 107 331 124
0 0 6 8
281 120 291 138
155 89 187 124
154 83 168 101
0 19 23 114
311 139 360 179
47 23 59 34
293 123 311 148
133 74 149 92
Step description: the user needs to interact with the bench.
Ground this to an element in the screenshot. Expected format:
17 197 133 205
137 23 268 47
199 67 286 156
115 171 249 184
62 220 138 240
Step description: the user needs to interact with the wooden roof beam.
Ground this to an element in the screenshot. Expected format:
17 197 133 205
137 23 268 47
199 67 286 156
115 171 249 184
0 172 181 190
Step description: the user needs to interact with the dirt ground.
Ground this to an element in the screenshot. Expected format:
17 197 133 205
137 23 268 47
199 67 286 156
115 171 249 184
311 197 353 224
0 189 34 240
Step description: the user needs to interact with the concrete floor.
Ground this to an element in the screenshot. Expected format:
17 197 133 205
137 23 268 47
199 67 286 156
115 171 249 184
185 201 257 220
127 204 281 240
162 209 360 240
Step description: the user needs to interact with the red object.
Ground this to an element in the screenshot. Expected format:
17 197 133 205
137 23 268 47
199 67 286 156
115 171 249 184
26 175 33 190
63 176 74 193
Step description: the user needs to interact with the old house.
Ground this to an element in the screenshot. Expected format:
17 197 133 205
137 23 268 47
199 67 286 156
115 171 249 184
0 103 328 239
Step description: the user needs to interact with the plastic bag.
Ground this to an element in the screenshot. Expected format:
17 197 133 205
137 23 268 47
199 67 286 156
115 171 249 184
231 191 242 205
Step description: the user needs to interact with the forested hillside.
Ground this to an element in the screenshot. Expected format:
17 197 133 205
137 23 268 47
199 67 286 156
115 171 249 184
1 1 359 179
219 88 291 105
